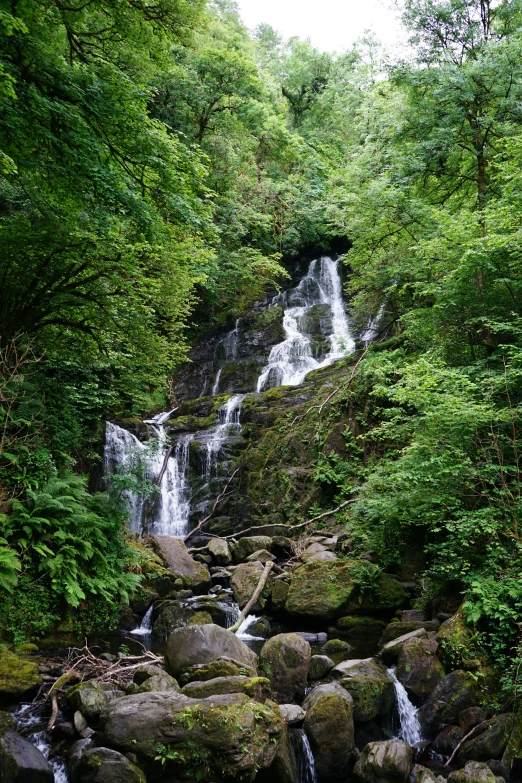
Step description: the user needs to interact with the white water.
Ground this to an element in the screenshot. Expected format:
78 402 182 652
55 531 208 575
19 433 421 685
130 604 154 636
257 257 355 392
361 303 386 344
205 394 244 480
235 614 264 640
212 368 223 396
14 704 68 783
297 729 317 783
104 422 146 532
387 667 422 745
225 601 240 628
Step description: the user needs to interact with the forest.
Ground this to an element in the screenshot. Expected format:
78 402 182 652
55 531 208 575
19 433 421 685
2 0 522 781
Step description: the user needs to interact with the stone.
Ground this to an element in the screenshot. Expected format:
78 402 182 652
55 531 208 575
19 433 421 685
354 720 387 750
101 691 284 782
419 670 481 736
230 561 267 609
0 731 53 782
433 725 464 755
309 655 335 680
271 579 290 612
232 536 273 563
259 633 311 703
151 600 194 642
459 706 487 734
395 637 444 703
67 681 125 722
207 538 232 566
412 766 438 783
76 747 146 783
353 739 412 783
0 650 41 703
455 713 514 765
285 560 407 621
180 657 257 684
182 676 270 701
332 658 395 723
136 673 180 693
337 616 386 636
303 682 354 783
187 611 213 626
447 761 498 783
322 639 353 653
279 704 306 725
380 629 429 664
379 621 440 645
67 738 94 780
133 664 165 685
152 535 211 592
0 712 15 737
436 611 474 668
247 549 274 564
166 623 257 679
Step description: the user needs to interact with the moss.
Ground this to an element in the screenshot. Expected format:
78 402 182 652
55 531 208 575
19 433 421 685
187 612 213 626
0 649 41 702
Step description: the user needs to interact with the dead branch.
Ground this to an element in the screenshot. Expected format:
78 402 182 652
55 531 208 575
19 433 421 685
445 717 492 766
228 560 274 633
47 670 81 731
184 468 239 542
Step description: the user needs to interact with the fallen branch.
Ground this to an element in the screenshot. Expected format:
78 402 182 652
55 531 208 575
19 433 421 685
445 717 492 767
229 561 274 633
184 468 239 542
47 670 81 731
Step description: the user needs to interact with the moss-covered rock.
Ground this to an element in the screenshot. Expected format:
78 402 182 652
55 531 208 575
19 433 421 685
270 579 290 612
0 650 41 704
395 637 444 704
181 676 270 702
230 561 267 609
136 673 180 693
303 682 354 782
67 681 125 722
379 620 440 645
76 747 146 783
0 712 15 738
232 536 273 564
353 739 412 783
0 731 54 782
166 624 257 679
309 655 335 681
455 713 514 765
187 611 213 626
333 658 395 723
259 633 311 703
418 671 482 736
180 658 256 684
337 616 386 635
322 639 353 654
447 761 498 783
436 611 475 669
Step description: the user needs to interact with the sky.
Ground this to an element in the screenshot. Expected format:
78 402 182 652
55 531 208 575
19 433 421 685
236 0 408 54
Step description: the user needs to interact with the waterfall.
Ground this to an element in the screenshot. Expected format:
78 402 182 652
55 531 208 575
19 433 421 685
257 256 355 392
361 303 386 344
130 604 154 636
235 614 263 640
212 367 223 396
205 394 244 480
297 729 317 783
224 601 240 628
14 704 68 783
154 432 194 537
387 667 422 745
104 422 146 533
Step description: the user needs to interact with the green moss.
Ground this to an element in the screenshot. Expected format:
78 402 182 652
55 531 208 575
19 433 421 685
0 649 41 700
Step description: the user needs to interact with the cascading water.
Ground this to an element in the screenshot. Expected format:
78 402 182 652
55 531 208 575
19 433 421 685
296 729 317 783
130 604 154 636
104 422 146 533
205 394 244 480
256 256 355 392
387 667 422 745
361 303 386 345
153 431 194 537
235 614 264 640
14 704 69 783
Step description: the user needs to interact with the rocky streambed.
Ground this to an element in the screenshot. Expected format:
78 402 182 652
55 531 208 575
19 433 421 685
1 532 519 783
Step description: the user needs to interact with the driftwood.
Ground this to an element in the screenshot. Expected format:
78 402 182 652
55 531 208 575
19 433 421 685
47 670 81 731
228 560 274 633
445 717 492 766
184 468 239 542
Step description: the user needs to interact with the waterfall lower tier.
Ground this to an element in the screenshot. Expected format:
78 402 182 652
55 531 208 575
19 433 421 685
130 604 154 636
388 667 422 745
296 729 317 783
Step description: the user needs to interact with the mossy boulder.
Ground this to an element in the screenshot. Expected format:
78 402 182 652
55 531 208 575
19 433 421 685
207 538 232 566
136 673 180 693
337 616 386 636
353 739 412 783
259 633 311 703
0 731 53 782
166 624 257 679
447 761 499 783
285 561 407 621
332 658 395 723
379 620 440 646
455 713 514 765
309 655 335 681
418 670 481 736
180 658 256 684
232 536 273 564
152 536 211 593
181 676 271 702
230 561 267 609
151 600 196 642
133 664 165 685
303 682 354 783
436 611 475 668
0 650 42 704
187 611 213 626
380 629 428 664
76 747 146 783
270 579 290 612
0 712 15 737
322 639 353 654
395 637 444 704
67 681 125 722
101 691 284 782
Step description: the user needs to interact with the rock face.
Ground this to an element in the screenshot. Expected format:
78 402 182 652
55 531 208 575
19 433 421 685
0 731 54 782
76 747 146 783
152 536 211 592
259 633 311 703
207 538 232 565
165 623 257 679
455 713 514 765
0 650 41 703
418 670 481 736
332 659 395 723
303 683 354 783
181 676 271 702
101 691 284 782
395 637 444 704
284 560 407 620
353 739 412 783
231 561 267 608
67 682 125 722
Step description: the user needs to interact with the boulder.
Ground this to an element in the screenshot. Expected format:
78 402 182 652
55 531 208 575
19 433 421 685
232 536 273 563
279 704 306 725
447 761 498 783
380 629 428 664
152 536 211 592
418 671 481 736
181 676 270 702
412 766 438 783
309 655 335 681
76 747 146 783
247 549 273 564
207 538 232 566
165 623 257 679
436 611 474 669
0 712 15 737
303 683 354 783
256 722 299 783
353 739 412 783
259 633 311 703
433 725 464 755
101 691 284 782
459 707 487 734
231 561 267 609
136 673 180 693
0 650 41 704
67 738 94 781
285 560 407 621
187 611 213 626
455 713 514 765
180 657 257 684
379 621 440 645
395 637 444 703
332 659 395 723
270 579 290 612
67 682 125 722
322 639 353 654
151 600 195 642
133 664 165 685
0 731 53 782
337 616 386 636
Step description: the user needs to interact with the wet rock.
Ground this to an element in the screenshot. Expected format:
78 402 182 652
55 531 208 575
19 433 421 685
0 712 15 737
459 706 487 734
279 704 306 725
309 655 335 680
433 725 464 755
271 579 290 612
101 691 284 782
136 673 180 693
207 538 232 565
332 658 395 723
151 599 195 641
152 536 211 592
247 549 274 564
395 637 444 703
180 657 257 684
166 623 257 679
181 675 270 701
67 738 94 781
249 616 271 637
447 760 499 782
67 681 125 722
133 664 165 685
0 650 42 704
231 561 267 609
232 536 273 563
354 721 387 750
259 633 311 703
419 671 481 736
455 713 514 765
380 629 429 664
411 765 438 783
379 621 440 645
436 611 474 669
76 747 146 783
187 611 213 626
322 638 353 653
353 739 412 783
337 616 386 636
0 731 53 782
303 682 354 783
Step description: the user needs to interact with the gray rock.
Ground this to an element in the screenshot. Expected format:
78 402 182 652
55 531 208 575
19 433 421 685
230 561 267 609
166 623 257 679
353 739 412 783
180 657 257 684
395 637 444 703
433 725 464 755
419 671 481 736
279 704 306 725
380 629 428 664
67 682 125 722
67 738 94 781
332 658 395 723
152 535 211 592
247 549 274 564
259 633 311 703
455 713 514 765
133 664 165 685
447 761 498 782
303 683 354 782
309 655 335 680
136 673 180 693
379 621 440 645
181 675 270 701
76 747 145 783
232 536 273 563
207 538 232 566
412 766 438 783
0 731 53 783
